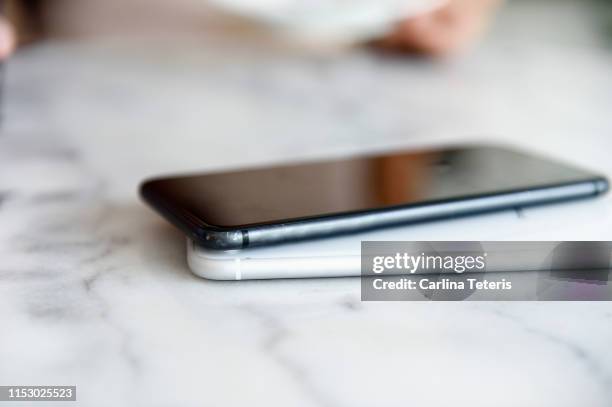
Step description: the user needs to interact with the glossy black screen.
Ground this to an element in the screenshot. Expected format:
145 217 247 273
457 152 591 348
142 146 600 228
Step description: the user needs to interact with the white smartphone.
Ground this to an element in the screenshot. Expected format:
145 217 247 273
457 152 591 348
187 238 360 280
186 220 576 280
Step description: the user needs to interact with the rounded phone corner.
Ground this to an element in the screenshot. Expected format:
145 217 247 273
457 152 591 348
186 239 240 280
138 176 164 197
138 179 154 201
193 228 245 251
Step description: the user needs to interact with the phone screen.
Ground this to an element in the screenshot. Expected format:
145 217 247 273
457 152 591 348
142 146 602 228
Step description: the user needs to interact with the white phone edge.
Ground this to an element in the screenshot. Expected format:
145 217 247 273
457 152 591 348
187 239 361 280
186 238 572 281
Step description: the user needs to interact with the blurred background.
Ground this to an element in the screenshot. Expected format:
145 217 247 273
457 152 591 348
1 0 612 224
2 0 612 202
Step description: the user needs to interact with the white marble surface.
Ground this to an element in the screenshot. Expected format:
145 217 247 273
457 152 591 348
1 1 612 406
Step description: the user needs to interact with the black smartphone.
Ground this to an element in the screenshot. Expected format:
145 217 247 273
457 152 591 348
140 145 608 250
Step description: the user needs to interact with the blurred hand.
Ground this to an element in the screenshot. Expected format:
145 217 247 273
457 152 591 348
380 0 501 56
0 16 16 60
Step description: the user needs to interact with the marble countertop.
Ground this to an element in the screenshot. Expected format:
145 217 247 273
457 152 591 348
2 1 612 406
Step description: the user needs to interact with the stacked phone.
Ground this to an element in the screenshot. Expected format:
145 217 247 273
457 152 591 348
141 145 608 279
